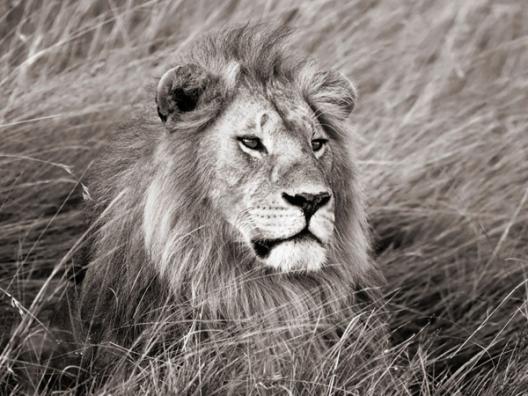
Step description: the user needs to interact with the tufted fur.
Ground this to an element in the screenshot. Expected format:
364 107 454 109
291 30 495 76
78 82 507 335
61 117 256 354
79 25 386 376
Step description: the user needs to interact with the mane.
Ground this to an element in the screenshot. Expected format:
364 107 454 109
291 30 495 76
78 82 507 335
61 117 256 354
189 24 296 82
80 25 386 371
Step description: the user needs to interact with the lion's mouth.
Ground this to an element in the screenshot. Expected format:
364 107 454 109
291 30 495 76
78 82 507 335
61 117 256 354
252 228 323 259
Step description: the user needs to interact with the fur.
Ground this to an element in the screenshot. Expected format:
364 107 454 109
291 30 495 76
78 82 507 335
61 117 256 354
79 24 386 375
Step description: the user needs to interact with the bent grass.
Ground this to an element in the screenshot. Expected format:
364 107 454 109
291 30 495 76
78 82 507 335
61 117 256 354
1 0 527 394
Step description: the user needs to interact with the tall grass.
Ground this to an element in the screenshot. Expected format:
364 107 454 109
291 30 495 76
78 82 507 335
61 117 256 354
1 0 527 394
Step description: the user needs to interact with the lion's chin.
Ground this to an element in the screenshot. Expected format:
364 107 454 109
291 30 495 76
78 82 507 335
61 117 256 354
262 240 327 272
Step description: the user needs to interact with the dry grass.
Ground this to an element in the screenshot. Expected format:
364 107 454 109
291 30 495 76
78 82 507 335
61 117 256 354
1 0 527 394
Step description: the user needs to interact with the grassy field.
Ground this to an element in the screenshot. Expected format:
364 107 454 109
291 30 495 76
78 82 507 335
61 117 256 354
1 0 527 394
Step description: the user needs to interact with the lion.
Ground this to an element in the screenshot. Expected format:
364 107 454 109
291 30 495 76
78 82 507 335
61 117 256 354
79 25 386 382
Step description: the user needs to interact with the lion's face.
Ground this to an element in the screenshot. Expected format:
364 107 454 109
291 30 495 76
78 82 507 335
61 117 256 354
155 58 357 273
204 90 336 272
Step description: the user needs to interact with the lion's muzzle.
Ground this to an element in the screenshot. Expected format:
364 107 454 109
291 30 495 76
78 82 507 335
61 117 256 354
243 188 335 272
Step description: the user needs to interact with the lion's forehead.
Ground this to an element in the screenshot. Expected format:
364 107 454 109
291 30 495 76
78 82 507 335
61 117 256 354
235 89 321 141
269 92 320 136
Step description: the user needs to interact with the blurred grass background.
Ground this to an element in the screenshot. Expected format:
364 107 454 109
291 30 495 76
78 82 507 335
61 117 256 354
1 0 527 394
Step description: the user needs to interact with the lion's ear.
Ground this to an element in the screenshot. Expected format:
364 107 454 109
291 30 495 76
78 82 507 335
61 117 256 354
299 68 358 122
156 64 213 123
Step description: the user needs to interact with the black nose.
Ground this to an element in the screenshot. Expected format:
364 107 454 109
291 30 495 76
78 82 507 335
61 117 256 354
282 191 331 220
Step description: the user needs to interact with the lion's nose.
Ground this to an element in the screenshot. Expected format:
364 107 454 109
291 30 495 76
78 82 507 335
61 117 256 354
282 191 331 220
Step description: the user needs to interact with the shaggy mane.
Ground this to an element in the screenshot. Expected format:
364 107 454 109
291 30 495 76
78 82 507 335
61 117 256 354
79 24 386 374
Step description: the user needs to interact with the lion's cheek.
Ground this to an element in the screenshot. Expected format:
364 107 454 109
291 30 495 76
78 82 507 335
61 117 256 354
207 178 246 218
309 210 335 245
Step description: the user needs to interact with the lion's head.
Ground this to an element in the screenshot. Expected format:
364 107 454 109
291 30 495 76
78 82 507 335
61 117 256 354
81 26 383 365
143 26 369 276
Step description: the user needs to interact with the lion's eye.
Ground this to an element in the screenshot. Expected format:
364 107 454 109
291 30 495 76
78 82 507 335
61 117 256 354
311 139 328 152
238 136 265 152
